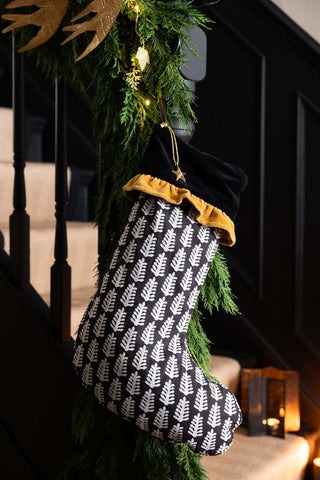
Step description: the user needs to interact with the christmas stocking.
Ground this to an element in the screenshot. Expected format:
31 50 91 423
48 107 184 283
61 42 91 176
73 126 248 456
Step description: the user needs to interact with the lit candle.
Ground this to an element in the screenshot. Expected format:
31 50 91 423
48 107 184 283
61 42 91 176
313 458 320 480
267 418 280 427
263 418 280 435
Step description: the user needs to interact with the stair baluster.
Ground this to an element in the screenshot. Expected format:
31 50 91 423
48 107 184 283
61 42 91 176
50 78 71 342
97 143 102 280
9 36 30 288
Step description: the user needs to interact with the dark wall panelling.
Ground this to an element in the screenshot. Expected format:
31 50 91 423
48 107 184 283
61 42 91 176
193 0 320 428
295 94 320 361
194 16 266 298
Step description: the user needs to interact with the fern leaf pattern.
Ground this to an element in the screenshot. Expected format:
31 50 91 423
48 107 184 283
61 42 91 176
109 247 120 270
181 267 193 292
141 277 158 302
161 272 177 296
110 307 126 332
130 258 147 283
112 264 128 288
131 302 147 326
151 252 167 277
139 388 155 413
121 395 135 418
93 313 107 337
150 209 165 232
132 216 147 239
160 229 176 252
100 272 110 294
151 339 165 362
180 224 194 247
141 233 157 257
118 223 130 246
171 247 186 272
122 239 137 264
73 195 241 456
136 413 149 430
151 297 167 321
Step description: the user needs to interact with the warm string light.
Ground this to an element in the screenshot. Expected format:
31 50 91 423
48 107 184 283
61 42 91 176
124 0 152 134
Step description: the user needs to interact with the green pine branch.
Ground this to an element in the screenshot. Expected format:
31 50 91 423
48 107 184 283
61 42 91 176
0 1 240 478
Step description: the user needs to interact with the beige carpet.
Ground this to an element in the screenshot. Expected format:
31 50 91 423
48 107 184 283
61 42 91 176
0 107 13 163
202 427 309 480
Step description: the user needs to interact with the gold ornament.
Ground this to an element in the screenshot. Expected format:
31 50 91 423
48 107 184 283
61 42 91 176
172 168 186 182
2 0 68 52
126 67 141 90
61 0 123 62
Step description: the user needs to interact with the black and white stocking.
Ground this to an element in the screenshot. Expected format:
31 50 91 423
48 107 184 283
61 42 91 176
73 194 242 456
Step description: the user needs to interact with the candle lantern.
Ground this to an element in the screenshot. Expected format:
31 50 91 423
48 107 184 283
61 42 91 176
241 367 300 437
246 377 285 438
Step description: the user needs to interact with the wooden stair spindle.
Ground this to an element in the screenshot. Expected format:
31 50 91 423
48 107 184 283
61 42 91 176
50 78 71 342
97 143 102 279
9 36 30 288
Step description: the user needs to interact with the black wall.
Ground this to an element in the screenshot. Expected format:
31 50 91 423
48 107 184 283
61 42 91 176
194 0 320 428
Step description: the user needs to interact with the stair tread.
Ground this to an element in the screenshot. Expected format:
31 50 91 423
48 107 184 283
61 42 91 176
0 107 13 163
1 221 98 295
201 427 309 480
1 220 97 230
209 355 241 394
0 161 70 225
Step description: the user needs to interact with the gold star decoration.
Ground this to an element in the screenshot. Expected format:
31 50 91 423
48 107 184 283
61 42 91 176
172 168 186 182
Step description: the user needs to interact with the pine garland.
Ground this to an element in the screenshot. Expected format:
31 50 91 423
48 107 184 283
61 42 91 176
0 0 240 478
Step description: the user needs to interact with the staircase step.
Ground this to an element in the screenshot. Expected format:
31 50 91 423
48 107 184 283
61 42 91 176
1 221 97 295
0 107 13 163
0 160 70 226
209 355 241 394
202 427 309 480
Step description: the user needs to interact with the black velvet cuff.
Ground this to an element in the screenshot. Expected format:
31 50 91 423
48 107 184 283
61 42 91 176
138 125 248 221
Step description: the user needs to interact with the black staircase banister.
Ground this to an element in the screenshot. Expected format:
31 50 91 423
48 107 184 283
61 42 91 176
50 78 71 342
9 35 30 288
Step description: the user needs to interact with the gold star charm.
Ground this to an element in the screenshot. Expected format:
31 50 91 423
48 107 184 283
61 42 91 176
172 168 186 182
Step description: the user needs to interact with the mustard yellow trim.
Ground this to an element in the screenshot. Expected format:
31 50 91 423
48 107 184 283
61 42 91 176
123 174 236 247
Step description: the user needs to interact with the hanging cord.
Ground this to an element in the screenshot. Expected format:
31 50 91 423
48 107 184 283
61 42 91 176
160 121 186 182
